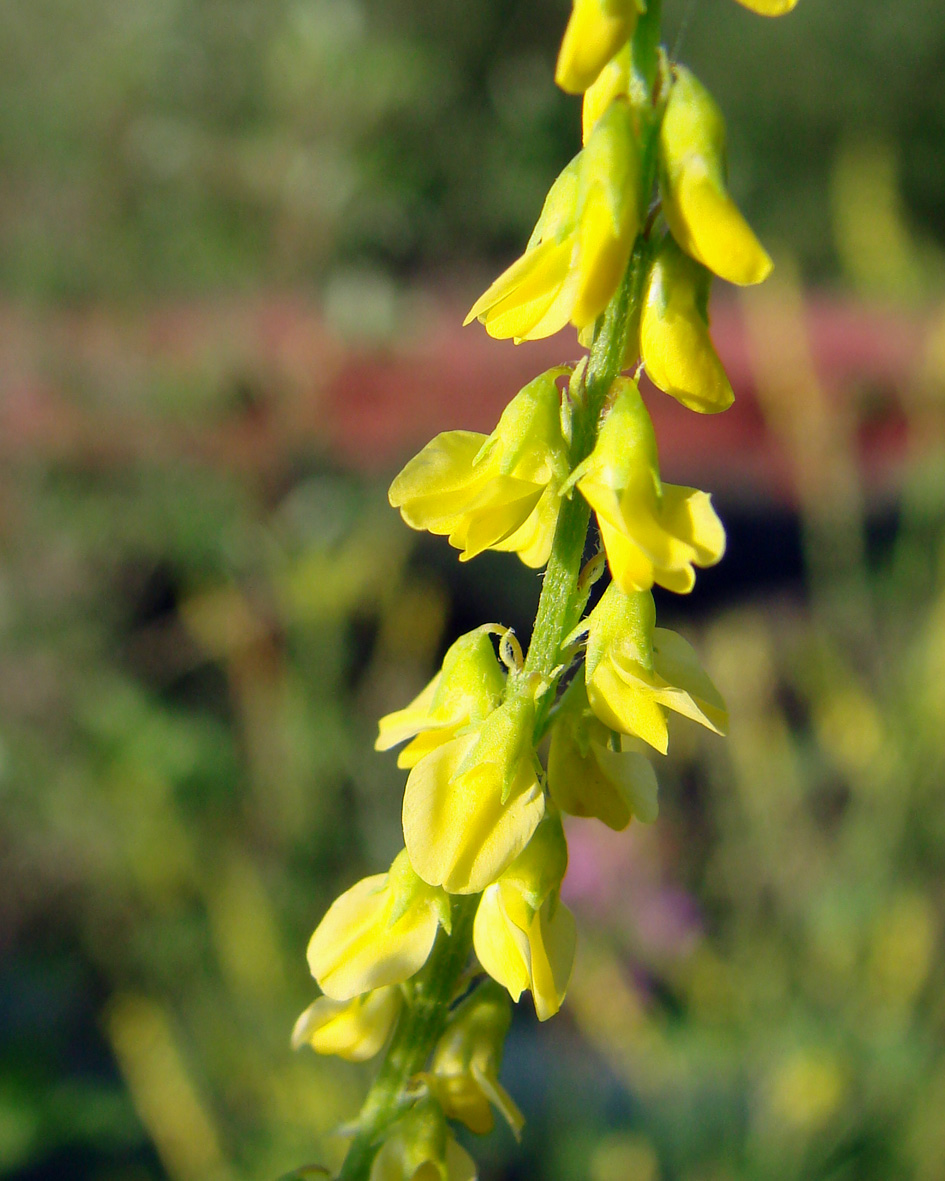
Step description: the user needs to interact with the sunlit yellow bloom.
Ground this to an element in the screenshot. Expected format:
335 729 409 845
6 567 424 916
555 0 640 95
582 583 727 754
733 0 798 13
376 626 506 769
473 817 576 1021
370 1099 477 1181
307 850 450 1001
422 980 524 1138
403 697 544 894
660 66 772 286
547 674 658 828
640 234 734 413
573 378 725 594
291 986 401 1062
389 369 570 567
465 101 641 341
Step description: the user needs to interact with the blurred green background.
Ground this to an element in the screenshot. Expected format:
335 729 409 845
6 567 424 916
2 2 945 1180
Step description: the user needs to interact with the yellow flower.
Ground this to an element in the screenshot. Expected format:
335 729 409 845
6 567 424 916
306 850 450 1001
547 674 658 828
465 100 641 341
733 0 798 12
659 66 772 286
388 369 570 568
555 0 640 95
291 987 401 1063
403 697 545 895
472 817 576 1021
376 626 506 769
369 1099 477 1181
422 981 524 1138
573 378 725 594
640 234 734 413
582 583 728 754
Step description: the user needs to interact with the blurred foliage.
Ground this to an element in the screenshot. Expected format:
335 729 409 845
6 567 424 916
0 367 459 1178
1 0 944 298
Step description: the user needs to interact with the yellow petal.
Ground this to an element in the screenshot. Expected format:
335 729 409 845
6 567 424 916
491 484 561 569
473 884 531 1001
669 162 773 287
651 627 728 735
403 733 545 894
389 431 488 533
376 676 441 752
587 659 669 753
477 238 576 342
291 987 401 1062
306 871 441 1001
450 479 544 561
526 899 577 1021
548 712 642 829
445 1138 478 1181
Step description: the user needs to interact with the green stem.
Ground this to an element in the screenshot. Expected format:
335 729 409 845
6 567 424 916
336 895 478 1181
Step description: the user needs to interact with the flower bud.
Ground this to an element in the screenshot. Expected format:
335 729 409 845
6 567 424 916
583 583 728 754
291 986 401 1062
376 626 506 769
423 981 524 1138
547 675 658 828
307 850 450 1001
388 369 570 567
640 234 734 413
555 0 640 95
369 1099 476 1181
402 697 545 895
659 66 772 286
573 378 726 594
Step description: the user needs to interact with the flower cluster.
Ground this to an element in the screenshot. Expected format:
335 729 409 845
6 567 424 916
292 2 798 1178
